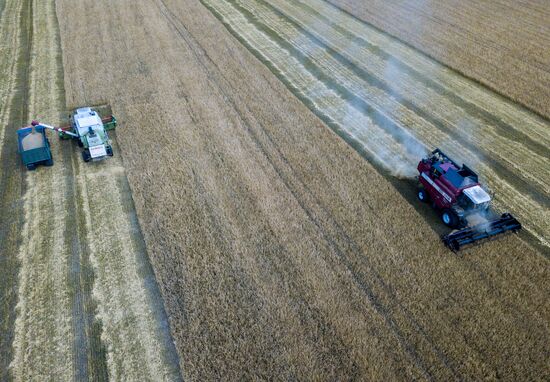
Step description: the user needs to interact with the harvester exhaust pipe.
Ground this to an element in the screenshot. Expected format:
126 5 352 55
31 120 78 138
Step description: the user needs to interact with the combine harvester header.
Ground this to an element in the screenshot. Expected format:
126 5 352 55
416 149 521 251
442 213 522 251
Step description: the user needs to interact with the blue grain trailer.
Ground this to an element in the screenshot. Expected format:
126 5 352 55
17 125 53 170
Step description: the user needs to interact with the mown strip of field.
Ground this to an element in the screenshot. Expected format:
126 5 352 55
327 0 550 120
9 0 99 379
1 0 182 379
57 0 550 380
0 0 31 378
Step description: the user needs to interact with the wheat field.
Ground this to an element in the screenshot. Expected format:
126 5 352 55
1 0 549 380
201 0 550 249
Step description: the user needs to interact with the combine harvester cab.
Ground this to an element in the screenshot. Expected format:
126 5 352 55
17 125 54 170
70 107 116 162
417 149 521 251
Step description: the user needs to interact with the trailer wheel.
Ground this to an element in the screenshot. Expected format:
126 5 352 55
82 150 91 162
417 187 430 203
26 163 36 171
441 209 459 228
77 139 83 147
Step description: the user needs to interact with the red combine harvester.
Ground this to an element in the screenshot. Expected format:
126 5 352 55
417 149 521 251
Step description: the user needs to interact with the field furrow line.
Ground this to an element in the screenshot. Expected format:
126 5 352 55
301 0 550 143
0 0 23 163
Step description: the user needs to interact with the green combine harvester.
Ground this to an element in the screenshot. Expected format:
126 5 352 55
17 107 117 169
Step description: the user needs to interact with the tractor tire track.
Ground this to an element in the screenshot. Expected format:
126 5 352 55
64 142 94 381
0 0 31 378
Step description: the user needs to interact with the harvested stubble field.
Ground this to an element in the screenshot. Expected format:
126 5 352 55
327 0 550 120
54 0 550 380
0 0 181 380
